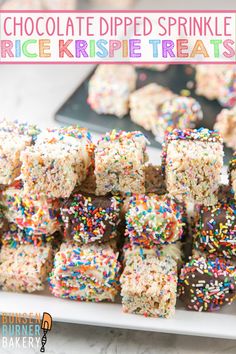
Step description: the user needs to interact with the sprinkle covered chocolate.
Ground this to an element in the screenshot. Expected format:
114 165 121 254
194 202 236 259
61 192 123 244
178 256 236 312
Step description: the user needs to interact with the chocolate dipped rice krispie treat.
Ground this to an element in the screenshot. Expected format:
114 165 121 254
193 201 236 260
178 256 236 312
194 201 236 260
61 192 123 244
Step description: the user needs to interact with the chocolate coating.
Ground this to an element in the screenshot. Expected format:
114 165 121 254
179 256 236 312
194 202 236 259
61 193 123 244
144 164 166 195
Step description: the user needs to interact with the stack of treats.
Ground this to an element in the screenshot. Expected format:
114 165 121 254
0 121 94 292
0 116 235 319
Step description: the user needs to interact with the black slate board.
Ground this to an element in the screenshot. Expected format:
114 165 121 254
55 65 233 164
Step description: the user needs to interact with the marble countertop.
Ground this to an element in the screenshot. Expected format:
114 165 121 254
1 322 234 354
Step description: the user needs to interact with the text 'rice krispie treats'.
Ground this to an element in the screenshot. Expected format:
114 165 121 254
0 119 40 185
88 64 137 118
0 244 53 292
129 83 175 131
194 202 236 260
162 128 224 205
95 130 149 196
49 241 121 302
1 180 61 235
120 255 178 318
20 126 94 199
61 192 123 244
229 157 236 200
195 64 236 107
152 96 203 143
178 256 236 312
214 106 236 150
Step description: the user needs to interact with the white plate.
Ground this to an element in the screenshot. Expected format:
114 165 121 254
0 289 236 340
0 148 233 339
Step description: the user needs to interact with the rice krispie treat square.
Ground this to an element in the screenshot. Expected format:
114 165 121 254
120 255 177 318
162 128 224 205
95 130 148 195
20 126 94 198
0 244 53 292
195 64 228 101
0 119 40 185
129 83 174 131
195 64 236 107
49 241 121 302
2 180 61 235
88 64 137 118
61 192 123 244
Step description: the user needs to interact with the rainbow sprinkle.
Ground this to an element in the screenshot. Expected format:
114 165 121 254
179 256 236 312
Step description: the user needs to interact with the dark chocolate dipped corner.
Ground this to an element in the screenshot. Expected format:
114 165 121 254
61 192 123 244
178 256 236 312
